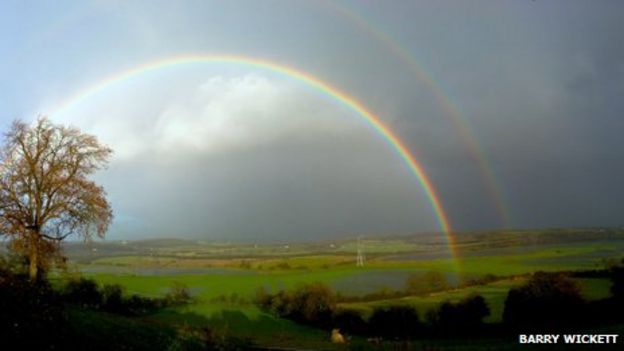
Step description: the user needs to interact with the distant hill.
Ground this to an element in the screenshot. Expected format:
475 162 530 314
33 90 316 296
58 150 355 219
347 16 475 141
54 227 624 263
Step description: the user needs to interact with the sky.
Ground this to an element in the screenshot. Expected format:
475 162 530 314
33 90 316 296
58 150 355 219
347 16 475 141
1 0 622 240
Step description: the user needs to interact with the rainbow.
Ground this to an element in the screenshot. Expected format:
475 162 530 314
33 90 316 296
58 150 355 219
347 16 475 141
321 1 511 227
51 53 457 258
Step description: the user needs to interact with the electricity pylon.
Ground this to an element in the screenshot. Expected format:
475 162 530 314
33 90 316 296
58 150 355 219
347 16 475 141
356 236 365 267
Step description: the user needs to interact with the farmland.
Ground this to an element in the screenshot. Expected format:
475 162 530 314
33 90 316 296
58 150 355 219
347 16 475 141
50 228 624 349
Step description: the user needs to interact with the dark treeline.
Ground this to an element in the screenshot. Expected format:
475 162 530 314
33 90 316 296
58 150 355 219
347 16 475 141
61 277 192 315
0 256 251 350
504 266 624 331
255 283 492 339
0 267 164 349
256 259 624 341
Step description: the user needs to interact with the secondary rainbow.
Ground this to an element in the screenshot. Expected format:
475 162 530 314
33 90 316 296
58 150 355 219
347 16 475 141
51 54 457 257
322 1 511 227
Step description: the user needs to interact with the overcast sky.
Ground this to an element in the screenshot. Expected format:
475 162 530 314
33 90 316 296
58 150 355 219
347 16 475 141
1 1 622 240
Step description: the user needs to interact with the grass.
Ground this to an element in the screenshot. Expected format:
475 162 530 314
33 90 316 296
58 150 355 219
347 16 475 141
66 307 193 350
151 305 346 350
66 231 624 349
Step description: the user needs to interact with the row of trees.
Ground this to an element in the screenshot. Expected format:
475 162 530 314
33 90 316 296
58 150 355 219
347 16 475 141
0 262 190 348
504 266 624 330
0 258 249 350
257 265 624 340
255 282 491 338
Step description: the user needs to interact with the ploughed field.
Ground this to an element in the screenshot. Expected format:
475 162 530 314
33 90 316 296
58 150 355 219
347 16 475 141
59 228 624 349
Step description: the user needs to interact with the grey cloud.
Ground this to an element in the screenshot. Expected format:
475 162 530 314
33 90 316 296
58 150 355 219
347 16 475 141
2 1 623 239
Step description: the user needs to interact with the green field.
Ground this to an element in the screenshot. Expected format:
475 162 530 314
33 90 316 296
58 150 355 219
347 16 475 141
57 228 624 349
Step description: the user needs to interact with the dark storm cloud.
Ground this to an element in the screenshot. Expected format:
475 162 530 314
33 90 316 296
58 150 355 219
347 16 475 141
1 1 622 239
99 139 436 240
393 0 624 229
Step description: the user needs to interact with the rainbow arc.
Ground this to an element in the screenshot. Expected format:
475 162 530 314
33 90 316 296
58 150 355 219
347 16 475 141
51 53 458 262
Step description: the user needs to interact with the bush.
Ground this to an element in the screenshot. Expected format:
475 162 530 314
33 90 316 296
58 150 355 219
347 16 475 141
101 284 125 313
60 278 165 315
426 295 490 336
287 283 336 327
0 266 69 348
62 278 103 309
254 286 271 307
502 272 585 330
368 305 422 339
166 281 192 305
332 309 367 335
610 258 624 299
259 282 337 328
125 294 159 315
0 266 198 349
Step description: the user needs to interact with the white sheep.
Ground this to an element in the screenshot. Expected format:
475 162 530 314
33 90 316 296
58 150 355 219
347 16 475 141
331 328 345 343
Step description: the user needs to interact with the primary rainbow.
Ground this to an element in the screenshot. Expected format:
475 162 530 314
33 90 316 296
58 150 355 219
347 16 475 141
51 53 457 258
322 1 511 227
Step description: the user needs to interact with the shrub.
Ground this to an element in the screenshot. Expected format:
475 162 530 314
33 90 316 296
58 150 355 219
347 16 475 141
259 283 337 328
166 281 192 305
610 258 624 299
0 266 68 348
62 278 103 309
285 283 336 327
502 272 585 330
125 294 159 315
61 278 165 315
368 305 422 339
254 286 271 307
332 309 367 335
101 284 125 313
426 295 490 335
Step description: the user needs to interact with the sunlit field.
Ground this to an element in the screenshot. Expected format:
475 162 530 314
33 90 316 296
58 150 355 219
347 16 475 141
50 228 624 349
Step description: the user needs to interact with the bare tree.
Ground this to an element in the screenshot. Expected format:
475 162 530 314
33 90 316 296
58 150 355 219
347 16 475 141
0 117 113 279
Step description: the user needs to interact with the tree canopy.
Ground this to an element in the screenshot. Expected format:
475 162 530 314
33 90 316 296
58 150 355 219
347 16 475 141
0 117 113 279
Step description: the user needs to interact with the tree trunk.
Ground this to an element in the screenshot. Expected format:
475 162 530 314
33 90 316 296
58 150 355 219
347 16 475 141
28 231 39 280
